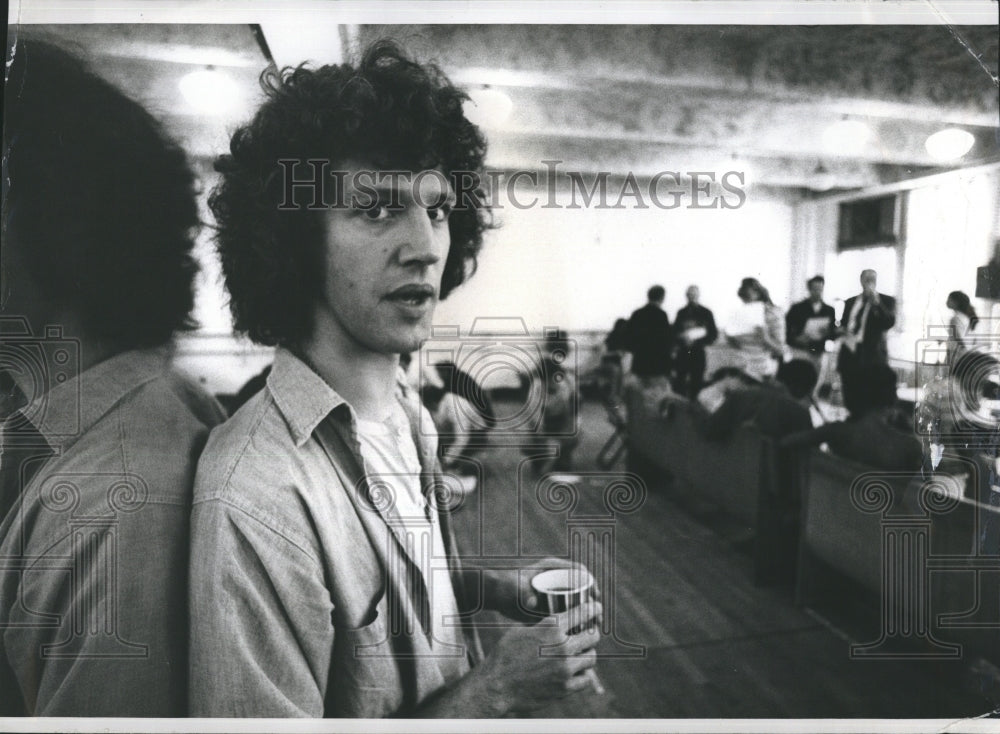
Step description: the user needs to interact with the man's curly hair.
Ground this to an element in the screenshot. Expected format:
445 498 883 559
4 37 200 347
210 40 491 347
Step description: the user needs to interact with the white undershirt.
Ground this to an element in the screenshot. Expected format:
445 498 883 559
355 402 469 683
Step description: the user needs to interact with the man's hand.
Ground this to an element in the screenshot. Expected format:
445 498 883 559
485 558 597 622
472 601 603 716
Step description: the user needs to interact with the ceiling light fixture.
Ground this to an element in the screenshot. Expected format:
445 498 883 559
179 66 240 116
925 128 975 162
462 87 513 129
810 161 836 192
822 119 873 156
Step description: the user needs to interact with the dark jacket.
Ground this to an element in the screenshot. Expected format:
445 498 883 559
785 299 836 353
837 292 897 369
627 303 673 377
782 407 921 471
705 383 812 441
674 303 718 354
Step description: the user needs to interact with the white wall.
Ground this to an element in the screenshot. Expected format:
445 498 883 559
435 178 799 337
902 170 1000 356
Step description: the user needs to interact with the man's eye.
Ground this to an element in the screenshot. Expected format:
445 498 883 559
363 204 391 221
428 204 452 223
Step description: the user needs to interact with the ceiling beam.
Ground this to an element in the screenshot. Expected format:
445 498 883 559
481 133 924 189
447 66 1000 129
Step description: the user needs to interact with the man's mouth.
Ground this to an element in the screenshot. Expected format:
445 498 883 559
385 283 436 307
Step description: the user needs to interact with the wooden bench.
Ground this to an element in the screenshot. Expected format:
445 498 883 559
797 448 1000 663
626 394 762 522
625 391 794 582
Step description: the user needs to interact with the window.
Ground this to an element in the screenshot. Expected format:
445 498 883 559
838 195 899 249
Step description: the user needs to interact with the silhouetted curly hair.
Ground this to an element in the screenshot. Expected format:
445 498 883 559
210 40 491 346
4 37 200 347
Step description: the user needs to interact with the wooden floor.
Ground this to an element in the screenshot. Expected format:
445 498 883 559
448 398 999 718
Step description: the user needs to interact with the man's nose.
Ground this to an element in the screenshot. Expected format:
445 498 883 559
398 210 447 267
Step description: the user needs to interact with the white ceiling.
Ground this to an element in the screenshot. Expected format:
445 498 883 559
19 22 1000 191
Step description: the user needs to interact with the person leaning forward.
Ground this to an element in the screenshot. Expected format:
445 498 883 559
0 38 224 716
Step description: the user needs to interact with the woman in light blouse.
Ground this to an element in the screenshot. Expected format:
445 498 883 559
727 277 786 380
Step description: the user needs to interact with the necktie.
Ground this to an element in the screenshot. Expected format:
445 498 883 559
845 299 871 353
0 410 54 523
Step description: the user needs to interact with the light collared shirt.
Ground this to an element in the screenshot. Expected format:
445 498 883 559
354 404 468 685
0 346 225 716
189 347 482 718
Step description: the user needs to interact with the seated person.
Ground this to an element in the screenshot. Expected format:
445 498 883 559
420 378 491 471
605 318 631 355
918 349 1000 456
597 319 631 404
619 366 682 423
782 363 921 470
419 361 495 496
917 350 1000 507
704 359 818 440
434 360 497 431
523 357 580 475
694 366 759 415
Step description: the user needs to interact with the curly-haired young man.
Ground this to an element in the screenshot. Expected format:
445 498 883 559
0 38 224 715
189 41 600 717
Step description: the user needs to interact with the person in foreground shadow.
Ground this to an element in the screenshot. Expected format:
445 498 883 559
0 38 224 715
703 359 818 441
781 363 920 471
189 41 600 717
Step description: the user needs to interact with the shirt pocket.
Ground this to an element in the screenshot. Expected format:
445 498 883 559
328 592 404 717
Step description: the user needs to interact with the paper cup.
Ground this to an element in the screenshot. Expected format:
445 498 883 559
530 568 595 615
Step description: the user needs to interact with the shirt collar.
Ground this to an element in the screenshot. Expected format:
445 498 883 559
267 347 349 447
268 347 419 448
23 346 173 448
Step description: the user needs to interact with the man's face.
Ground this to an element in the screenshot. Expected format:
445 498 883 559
860 270 877 291
686 286 699 304
313 162 454 356
808 280 824 301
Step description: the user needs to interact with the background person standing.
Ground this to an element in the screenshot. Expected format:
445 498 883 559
673 285 718 399
836 269 897 411
627 285 673 388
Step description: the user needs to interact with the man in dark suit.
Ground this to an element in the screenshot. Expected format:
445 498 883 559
837 269 897 410
673 285 718 398
627 285 673 382
786 275 836 369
